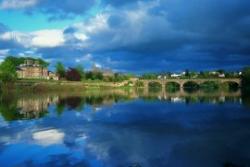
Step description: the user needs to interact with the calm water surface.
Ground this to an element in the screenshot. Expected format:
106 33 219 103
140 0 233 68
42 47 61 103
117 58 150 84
0 89 250 167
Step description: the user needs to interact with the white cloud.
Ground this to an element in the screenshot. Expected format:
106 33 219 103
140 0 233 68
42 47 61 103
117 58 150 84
0 29 65 48
95 63 102 68
0 0 38 9
74 33 88 41
0 2 161 51
73 14 109 35
31 29 65 47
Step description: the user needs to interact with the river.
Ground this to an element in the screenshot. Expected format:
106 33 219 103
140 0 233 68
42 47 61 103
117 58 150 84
0 89 250 167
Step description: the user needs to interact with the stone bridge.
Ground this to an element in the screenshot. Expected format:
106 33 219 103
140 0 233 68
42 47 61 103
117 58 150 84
138 78 241 89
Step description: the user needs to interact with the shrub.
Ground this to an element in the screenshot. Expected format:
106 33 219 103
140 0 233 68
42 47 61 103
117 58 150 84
65 68 81 81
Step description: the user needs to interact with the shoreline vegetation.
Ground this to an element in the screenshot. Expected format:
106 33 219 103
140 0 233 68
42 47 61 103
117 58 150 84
0 56 250 93
0 78 242 94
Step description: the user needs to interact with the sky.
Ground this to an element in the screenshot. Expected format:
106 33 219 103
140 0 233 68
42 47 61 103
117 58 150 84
0 0 250 73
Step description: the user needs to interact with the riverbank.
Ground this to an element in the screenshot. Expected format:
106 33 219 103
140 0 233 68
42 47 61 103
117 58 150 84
0 78 244 94
0 79 130 94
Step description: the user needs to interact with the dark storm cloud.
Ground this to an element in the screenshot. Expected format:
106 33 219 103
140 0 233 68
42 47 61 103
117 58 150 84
76 0 250 71
121 0 249 53
36 46 90 69
34 0 250 72
32 0 250 71
36 0 95 20
1 0 250 72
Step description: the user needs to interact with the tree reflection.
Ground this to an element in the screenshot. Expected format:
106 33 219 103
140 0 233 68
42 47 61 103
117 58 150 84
0 88 250 121
0 93 49 121
183 81 200 93
57 97 84 112
242 89 250 109
0 94 23 121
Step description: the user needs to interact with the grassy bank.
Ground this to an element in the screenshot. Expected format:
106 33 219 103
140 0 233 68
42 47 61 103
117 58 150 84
0 79 129 94
0 78 243 94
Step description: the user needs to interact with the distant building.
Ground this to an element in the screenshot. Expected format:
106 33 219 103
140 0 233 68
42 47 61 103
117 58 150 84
48 71 59 80
171 73 181 78
102 69 114 77
209 71 219 75
170 72 186 78
218 73 225 78
16 59 58 80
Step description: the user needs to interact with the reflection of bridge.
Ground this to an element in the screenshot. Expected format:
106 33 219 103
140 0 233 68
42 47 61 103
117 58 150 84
137 89 241 99
139 78 241 89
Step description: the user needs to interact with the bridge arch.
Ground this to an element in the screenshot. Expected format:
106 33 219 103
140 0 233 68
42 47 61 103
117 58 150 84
139 78 241 93
199 81 219 92
183 81 200 93
221 80 240 86
135 80 144 88
148 81 162 92
165 82 181 92
221 81 240 92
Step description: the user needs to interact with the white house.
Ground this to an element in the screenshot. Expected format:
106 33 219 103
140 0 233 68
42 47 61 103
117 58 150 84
171 73 181 78
218 73 225 78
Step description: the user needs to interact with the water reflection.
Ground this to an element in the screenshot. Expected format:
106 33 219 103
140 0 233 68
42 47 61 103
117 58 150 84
17 96 58 118
0 89 250 167
0 89 248 121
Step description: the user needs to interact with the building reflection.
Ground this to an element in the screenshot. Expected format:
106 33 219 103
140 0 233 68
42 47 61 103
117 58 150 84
139 89 242 104
17 96 59 119
0 89 249 121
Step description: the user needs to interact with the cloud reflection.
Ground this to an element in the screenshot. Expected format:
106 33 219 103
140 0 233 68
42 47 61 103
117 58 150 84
32 129 65 146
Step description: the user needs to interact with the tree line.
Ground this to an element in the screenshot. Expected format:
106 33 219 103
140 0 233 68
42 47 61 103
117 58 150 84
55 62 131 82
1 56 250 89
0 56 131 83
140 69 241 80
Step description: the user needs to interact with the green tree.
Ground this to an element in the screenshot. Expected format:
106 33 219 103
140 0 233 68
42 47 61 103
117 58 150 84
4 56 23 67
185 69 190 78
95 72 103 80
4 56 49 68
55 62 66 79
85 71 93 80
75 65 85 80
141 73 157 79
217 69 225 74
85 71 103 80
36 58 49 68
242 67 250 90
0 58 17 83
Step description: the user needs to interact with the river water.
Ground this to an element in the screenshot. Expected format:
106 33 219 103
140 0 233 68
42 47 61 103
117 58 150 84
0 89 250 167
